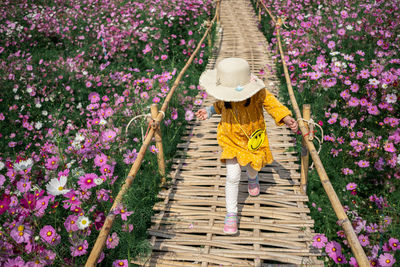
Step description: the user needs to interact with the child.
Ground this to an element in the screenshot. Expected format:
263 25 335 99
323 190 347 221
195 58 298 234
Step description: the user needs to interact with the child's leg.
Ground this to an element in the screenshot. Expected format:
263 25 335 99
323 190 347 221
245 164 258 179
225 158 241 214
245 164 260 197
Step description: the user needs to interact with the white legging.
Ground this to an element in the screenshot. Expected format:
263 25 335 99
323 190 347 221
225 158 258 213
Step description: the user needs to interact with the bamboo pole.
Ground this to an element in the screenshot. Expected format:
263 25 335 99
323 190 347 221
274 23 369 267
300 104 310 194
151 104 166 185
257 2 369 265
85 4 220 267
258 6 261 23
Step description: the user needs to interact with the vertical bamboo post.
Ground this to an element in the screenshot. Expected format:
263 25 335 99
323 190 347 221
258 4 261 23
300 104 310 194
151 104 166 185
216 0 220 24
207 19 212 54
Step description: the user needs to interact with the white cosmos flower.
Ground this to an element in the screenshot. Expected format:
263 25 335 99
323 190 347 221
386 93 397 104
94 178 104 185
77 216 90 230
0 161 4 171
46 176 70 196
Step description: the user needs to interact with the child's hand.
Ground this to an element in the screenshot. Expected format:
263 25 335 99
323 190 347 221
282 116 298 133
195 109 208 120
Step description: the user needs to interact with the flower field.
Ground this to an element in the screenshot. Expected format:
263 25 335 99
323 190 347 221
255 0 399 265
0 0 214 265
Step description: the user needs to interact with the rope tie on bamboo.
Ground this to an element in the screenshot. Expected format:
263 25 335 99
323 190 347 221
297 118 324 169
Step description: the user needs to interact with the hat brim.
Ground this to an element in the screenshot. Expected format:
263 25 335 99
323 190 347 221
199 69 265 102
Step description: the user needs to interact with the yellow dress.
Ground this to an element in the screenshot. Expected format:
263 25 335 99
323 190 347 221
213 88 292 171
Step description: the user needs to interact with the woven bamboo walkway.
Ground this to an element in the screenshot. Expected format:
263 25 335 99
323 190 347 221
138 0 323 265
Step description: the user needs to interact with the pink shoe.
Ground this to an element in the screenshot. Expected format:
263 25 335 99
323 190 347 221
248 174 260 197
223 212 238 234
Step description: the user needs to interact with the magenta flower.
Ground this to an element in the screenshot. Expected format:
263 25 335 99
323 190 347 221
100 164 113 176
337 28 346 36
0 196 11 215
368 105 380 115
161 54 168 60
106 232 120 249
349 257 359 267
389 238 399 250
77 173 98 190
357 160 370 168
149 145 159 154
185 110 194 121
123 149 137 164
102 129 116 142
70 239 89 257
384 143 396 153
346 183 357 191
94 153 108 167
10 223 32 244
378 253 396 267
312 234 327 249
358 234 370 247
5 256 25 266
40 225 59 244
325 241 341 256
115 204 133 221
327 41 335 49
342 168 354 175
331 253 347 264
89 92 100 103
45 156 59 170
64 214 79 232
142 44 152 54
171 108 178 120
16 179 31 193
113 259 128 267
348 97 359 107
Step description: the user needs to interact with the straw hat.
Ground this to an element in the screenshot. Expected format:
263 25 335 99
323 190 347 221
199 57 265 102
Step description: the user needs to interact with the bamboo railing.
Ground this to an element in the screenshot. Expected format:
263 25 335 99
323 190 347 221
257 1 369 266
84 2 220 266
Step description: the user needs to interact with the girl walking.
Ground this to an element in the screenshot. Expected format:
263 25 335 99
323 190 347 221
195 58 298 234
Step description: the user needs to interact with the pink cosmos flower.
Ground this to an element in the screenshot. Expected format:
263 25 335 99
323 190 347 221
45 156 59 170
348 97 359 107
171 108 178 120
350 83 359 92
5 256 25 266
312 234 327 249
35 196 50 217
77 173 98 190
10 224 32 244
346 183 357 191
40 225 60 244
360 69 369 78
358 234 370 246
114 204 133 221
357 160 369 168
102 129 116 142
368 105 380 115
327 41 335 49
337 28 346 36
325 241 341 256
113 259 128 267
149 145 159 154
142 44 152 54
378 253 396 267
388 238 399 250
342 168 354 175
70 240 89 257
161 54 168 60
384 143 396 153
100 164 113 176
88 92 100 103
97 189 110 201
17 179 31 193
349 257 359 267
86 81 92 88
64 214 80 232
331 253 347 264
185 110 194 121
106 232 120 249
123 149 137 164
94 153 108 167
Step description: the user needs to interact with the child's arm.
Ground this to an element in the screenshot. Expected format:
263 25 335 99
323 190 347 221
261 89 293 126
281 115 298 133
195 105 216 120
